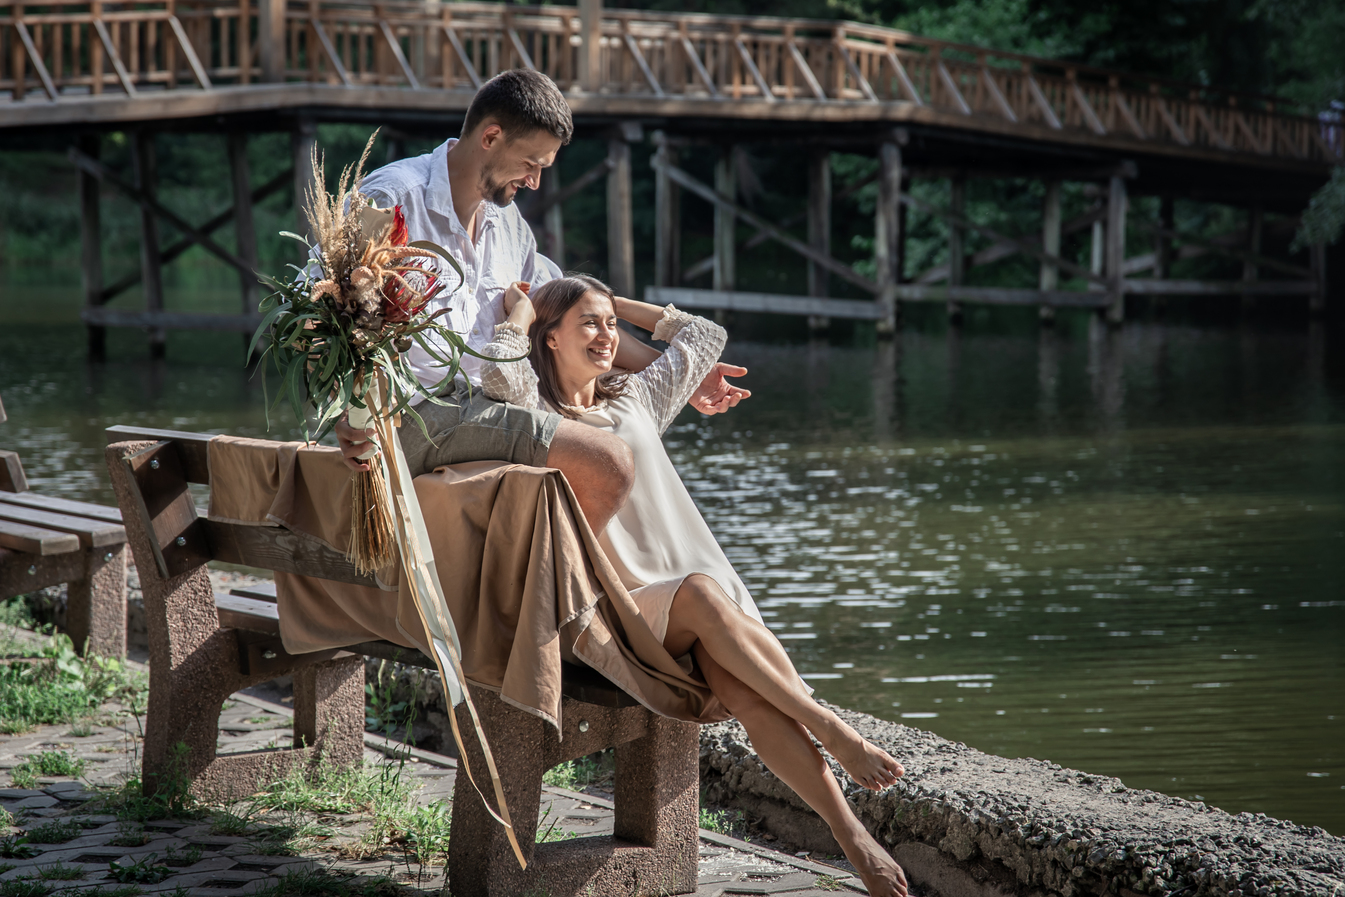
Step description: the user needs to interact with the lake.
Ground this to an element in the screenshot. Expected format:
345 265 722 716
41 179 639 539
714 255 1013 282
0 301 1341 834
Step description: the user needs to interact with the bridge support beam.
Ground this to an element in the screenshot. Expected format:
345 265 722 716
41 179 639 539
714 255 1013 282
713 147 737 294
947 175 966 323
1242 204 1262 312
1105 174 1128 325
875 140 903 335
79 134 105 361
578 0 602 92
293 119 317 230
132 130 166 358
1154 194 1174 314
1039 180 1061 325
1309 243 1327 316
228 133 260 333
542 166 566 268
653 135 679 288
607 125 637 299
806 149 831 333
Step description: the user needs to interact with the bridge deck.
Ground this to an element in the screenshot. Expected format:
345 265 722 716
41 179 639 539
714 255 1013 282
0 0 1337 183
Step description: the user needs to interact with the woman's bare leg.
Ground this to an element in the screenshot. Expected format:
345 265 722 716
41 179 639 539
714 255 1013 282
663 575 903 790
695 645 908 897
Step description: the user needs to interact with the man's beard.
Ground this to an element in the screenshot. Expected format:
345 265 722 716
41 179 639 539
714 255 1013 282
480 164 517 207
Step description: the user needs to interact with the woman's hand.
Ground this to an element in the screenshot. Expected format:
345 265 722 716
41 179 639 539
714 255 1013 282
504 281 531 314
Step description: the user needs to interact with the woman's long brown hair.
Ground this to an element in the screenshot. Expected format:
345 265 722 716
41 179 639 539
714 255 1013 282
527 275 629 416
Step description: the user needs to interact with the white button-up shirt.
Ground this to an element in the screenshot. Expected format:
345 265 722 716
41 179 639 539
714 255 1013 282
359 138 558 388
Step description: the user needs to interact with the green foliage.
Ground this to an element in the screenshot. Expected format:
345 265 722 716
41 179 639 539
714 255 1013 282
534 805 576 844
540 750 613 792
248 868 406 897
0 836 37 859
814 873 846 891
24 819 82 844
254 757 411 817
1294 167 1345 250
10 750 86 788
364 658 421 743
0 880 53 897
401 801 451 864
72 887 143 897
161 842 203 867
104 743 200 823
108 822 153 847
34 861 86 880
698 807 732 833
0 636 146 735
106 854 171 885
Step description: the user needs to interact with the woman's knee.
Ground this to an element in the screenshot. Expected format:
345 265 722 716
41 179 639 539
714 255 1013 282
676 573 735 621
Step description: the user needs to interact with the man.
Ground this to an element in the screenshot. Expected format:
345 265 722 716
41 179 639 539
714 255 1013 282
335 70 748 533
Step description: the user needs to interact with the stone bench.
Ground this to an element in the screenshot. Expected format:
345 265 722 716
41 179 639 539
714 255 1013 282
0 394 127 657
103 424 699 897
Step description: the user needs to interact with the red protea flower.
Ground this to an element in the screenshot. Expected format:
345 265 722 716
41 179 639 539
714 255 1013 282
389 206 409 246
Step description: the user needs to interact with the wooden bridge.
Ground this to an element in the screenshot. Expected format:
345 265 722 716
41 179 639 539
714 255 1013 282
1 0 1337 351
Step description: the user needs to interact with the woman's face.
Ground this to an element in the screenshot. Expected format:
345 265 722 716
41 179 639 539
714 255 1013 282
546 290 619 387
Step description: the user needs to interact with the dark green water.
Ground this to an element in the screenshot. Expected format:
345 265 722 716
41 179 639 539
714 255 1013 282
0 295 1341 833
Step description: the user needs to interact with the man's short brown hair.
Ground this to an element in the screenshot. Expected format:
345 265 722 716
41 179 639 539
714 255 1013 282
461 70 573 145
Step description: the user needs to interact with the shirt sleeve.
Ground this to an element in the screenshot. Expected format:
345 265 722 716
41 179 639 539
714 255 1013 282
631 306 728 435
478 323 542 409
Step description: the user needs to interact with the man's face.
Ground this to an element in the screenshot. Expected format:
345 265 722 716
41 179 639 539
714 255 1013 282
477 124 561 207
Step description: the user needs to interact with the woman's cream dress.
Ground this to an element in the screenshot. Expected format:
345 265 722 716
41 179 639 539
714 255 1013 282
480 306 764 641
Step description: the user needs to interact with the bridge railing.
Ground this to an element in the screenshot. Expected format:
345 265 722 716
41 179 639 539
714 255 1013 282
2 0 1339 165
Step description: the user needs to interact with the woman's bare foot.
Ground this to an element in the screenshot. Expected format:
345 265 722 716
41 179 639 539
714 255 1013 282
838 823 909 897
816 719 905 790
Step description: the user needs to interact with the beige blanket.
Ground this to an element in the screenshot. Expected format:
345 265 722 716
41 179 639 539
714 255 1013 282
207 435 727 728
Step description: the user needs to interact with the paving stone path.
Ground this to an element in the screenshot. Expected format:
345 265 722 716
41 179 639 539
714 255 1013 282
0 660 869 896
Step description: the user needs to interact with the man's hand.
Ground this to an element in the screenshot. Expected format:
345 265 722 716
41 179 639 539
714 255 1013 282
335 414 376 472
689 363 751 415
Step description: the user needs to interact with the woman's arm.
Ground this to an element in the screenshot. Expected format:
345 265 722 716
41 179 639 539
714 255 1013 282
478 283 542 408
612 296 666 333
628 306 728 434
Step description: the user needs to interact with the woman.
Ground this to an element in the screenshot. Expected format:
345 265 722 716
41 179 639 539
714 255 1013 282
480 275 908 897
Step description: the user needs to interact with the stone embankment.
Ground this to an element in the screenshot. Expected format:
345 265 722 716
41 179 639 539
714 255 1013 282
701 706 1345 897
38 570 1344 897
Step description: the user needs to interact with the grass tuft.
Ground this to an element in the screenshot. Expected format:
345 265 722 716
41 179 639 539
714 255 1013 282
0 880 54 897
35 861 86 880
25 819 83 844
541 750 613 792
11 750 86 788
0 635 146 735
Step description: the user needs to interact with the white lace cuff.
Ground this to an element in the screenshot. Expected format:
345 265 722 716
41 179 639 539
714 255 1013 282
651 304 694 343
489 323 530 356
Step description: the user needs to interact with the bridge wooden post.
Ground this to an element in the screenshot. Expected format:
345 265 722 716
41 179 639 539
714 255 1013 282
1104 174 1128 325
579 0 602 92
607 124 637 298
79 134 106 361
228 134 260 330
875 139 903 335
131 131 167 358
542 166 566 268
292 119 317 229
1242 204 1263 311
1039 180 1061 324
806 149 832 333
713 147 737 293
259 0 286 83
1309 243 1327 315
653 133 679 288
947 175 966 323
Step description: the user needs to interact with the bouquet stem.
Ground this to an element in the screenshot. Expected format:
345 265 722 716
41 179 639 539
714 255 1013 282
347 380 397 576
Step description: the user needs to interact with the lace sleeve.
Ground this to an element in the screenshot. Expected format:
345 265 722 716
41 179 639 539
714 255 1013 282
479 323 542 409
631 306 728 434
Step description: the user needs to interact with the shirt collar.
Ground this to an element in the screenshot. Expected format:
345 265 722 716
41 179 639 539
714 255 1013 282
430 138 501 242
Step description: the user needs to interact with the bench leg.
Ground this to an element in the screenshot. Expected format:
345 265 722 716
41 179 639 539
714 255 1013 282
293 655 366 764
449 684 546 896
65 543 127 658
613 715 701 894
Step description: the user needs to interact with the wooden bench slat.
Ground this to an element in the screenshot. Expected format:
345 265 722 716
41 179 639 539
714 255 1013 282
0 503 126 548
106 425 210 484
0 490 123 524
0 518 81 556
215 593 279 634
229 582 277 602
